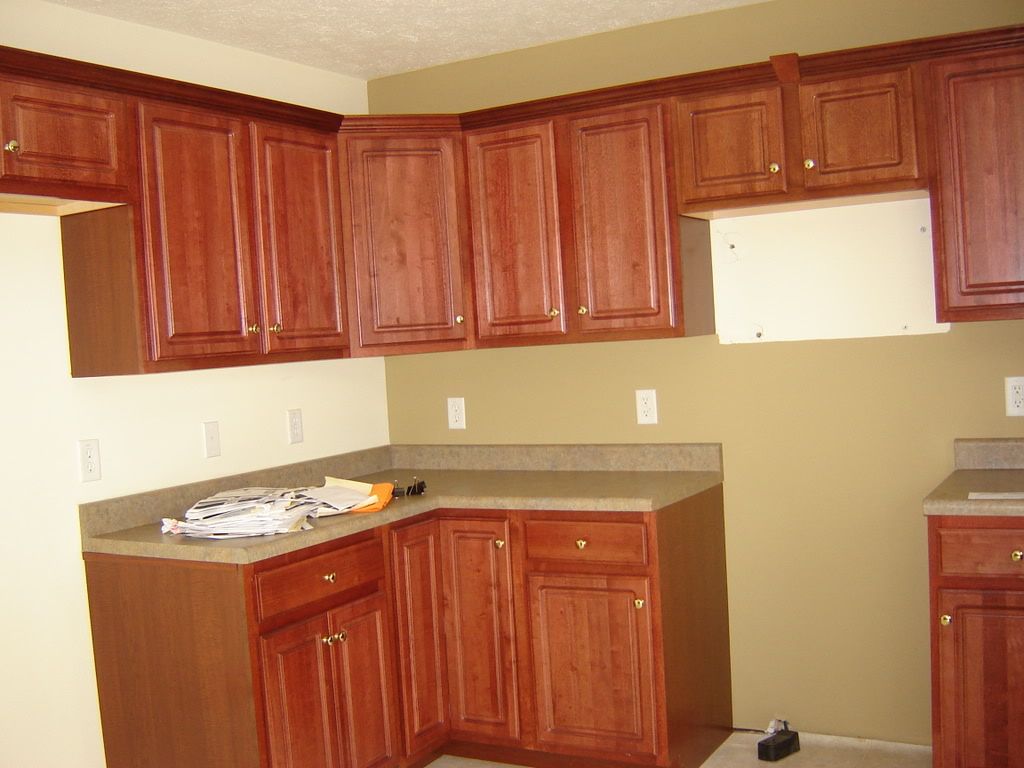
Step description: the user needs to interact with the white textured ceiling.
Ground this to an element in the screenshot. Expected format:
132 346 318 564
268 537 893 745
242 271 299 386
53 0 766 79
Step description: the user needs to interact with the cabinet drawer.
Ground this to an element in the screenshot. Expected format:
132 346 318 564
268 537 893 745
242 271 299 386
256 539 384 620
525 519 648 566
938 528 1024 577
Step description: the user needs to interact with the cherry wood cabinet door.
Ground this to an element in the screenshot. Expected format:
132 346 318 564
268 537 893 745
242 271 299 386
390 521 450 757
253 122 347 353
139 101 261 360
566 103 677 333
528 573 657 757
798 68 919 189
931 50 1024 321
327 593 401 768
342 133 468 350
676 86 787 202
261 613 341 768
935 589 1024 768
466 121 566 340
0 78 129 188
440 518 520 742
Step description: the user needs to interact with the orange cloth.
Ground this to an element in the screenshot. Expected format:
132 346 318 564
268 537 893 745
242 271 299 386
349 482 394 514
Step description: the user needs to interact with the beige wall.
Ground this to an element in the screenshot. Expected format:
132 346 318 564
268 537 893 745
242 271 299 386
0 7 374 768
373 0 1024 746
369 0 1024 113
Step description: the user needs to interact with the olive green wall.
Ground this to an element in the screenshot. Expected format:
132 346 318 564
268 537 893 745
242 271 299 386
368 0 1024 113
371 0 1024 746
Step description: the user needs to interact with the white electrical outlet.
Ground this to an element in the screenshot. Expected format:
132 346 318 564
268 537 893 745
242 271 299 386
287 408 304 444
636 389 658 425
202 421 221 458
78 438 102 482
1007 377 1024 417
447 397 466 430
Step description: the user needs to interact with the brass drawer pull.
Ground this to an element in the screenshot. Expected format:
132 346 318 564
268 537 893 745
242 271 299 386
768 162 781 174
335 630 348 643
322 634 336 646
4 139 20 153
494 539 505 549
575 538 587 550
247 323 261 334
803 158 816 170
577 306 588 316
939 614 952 627
548 307 560 318
634 598 645 609
322 572 337 584
1012 550 1023 563
270 322 283 333
455 314 465 324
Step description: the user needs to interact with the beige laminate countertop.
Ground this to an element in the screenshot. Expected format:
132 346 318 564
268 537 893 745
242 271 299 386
81 444 723 565
923 438 1024 518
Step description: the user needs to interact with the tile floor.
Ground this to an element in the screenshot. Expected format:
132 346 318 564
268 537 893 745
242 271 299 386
427 731 932 768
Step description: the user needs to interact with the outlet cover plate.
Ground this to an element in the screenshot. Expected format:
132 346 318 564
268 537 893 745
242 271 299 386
1007 377 1024 417
447 397 466 430
636 389 658 425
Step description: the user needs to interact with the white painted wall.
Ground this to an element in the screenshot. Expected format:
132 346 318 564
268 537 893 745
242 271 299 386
0 6 374 766
710 196 950 343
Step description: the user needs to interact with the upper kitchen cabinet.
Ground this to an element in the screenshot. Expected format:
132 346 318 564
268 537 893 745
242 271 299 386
465 120 567 343
930 48 1024 321
562 102 681 336
340 117 472 356
797 68 919 190
138 100 262 362
676 86 788 204
676 68 920 208
252 122 347 354
0 76 131 196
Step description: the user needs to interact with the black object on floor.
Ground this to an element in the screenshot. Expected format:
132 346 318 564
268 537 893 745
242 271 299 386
758 728 800 761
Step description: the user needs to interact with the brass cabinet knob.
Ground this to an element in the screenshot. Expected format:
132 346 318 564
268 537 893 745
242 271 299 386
548 307 560 318
1013 550 1023 562
247 323 261 334
494 539 505 549
575 538 587 550
634 598 645 609
269 322 283 333
336 630 348 643
455 314 465 324
940 614 952 627
577 306 589 316
804 159 816 170
3 139 20 153
322 634 336 646
768 162 781 174
322 572 337 584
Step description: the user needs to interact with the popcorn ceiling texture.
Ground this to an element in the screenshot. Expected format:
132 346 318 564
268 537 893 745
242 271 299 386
53 0 765 78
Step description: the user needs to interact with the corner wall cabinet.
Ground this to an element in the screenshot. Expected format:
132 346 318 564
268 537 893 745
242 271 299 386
928 516 1024 768
339 119 472 356
929 47 1024 321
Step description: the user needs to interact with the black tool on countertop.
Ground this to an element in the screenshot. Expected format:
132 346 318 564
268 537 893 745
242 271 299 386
758 722 800 761
392 477 427 497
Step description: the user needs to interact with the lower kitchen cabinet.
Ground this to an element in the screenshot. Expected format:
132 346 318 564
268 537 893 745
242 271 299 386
928 517 1024 768
262 592 400 768
389 519 450 758
85 493 731 768
440 517 520 743
528 573 657 757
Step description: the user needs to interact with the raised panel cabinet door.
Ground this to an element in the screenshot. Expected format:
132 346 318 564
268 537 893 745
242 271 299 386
466 121 566 340
528 573 657 757
798 68 919 189
932 50 1024 321
343 134 468 348
567 103 677 333
935 589 1024 768
327 593 401 768
139 101 261 360
390 521 450 756
253 123 347 353
261 614 342 768
676 86 787 202
440 518 520 742
0 78 129 188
